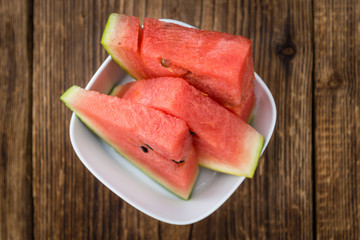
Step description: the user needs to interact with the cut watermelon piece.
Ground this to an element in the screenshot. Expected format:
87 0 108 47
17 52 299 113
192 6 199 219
140 17 256 118
61 86 198 199
111 77 264 177
101 14 256 120
101 13 151 79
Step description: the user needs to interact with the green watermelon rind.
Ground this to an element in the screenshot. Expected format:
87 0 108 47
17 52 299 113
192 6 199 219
245 134 264 178
109 84 126 97
61 86 196 200
101 14 138 80
109 85 121 96
248 112 255 125
198 134 264 178
107 84 119 95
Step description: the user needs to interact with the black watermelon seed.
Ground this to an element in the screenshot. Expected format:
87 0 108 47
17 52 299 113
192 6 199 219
189 130 196 136
172 159 185 163
145 144 153 151
140 146 148 153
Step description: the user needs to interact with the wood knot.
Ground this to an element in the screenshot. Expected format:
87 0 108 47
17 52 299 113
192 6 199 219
276 41 297 63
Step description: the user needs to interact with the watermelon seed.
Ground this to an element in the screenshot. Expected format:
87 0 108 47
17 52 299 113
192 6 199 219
140 146 148 153
189 130 196 136
172 159 185 163
160 58 170 68
145 144 153 150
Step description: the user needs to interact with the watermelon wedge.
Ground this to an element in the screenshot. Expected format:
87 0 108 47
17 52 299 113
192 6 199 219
101 14 151 79
111 77 264 177
101 14 256 120
61 86 198 199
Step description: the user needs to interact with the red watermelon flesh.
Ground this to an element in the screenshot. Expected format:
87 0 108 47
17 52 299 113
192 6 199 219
101 14 151 79
231 91 256 122
111 77 264 177
140 18 256 117
61 86 198 199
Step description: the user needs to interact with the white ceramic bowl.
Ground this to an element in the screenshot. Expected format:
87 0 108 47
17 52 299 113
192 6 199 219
69 20 276 225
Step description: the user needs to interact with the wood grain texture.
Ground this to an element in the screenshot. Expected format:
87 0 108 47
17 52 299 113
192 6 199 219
0 0 355 239
314 0 360 239
0 0 33 239
32 0 123 239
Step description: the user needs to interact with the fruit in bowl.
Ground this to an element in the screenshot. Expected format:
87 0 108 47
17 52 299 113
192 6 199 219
61 14 276 224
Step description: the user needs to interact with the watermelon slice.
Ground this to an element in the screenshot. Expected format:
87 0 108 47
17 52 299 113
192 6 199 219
101 14 151 79
140 17 256 118
111 77 264 177
101 14 256 120
61 86 198 199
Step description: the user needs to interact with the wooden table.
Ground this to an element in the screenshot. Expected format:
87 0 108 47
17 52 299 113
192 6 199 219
1 0 359 239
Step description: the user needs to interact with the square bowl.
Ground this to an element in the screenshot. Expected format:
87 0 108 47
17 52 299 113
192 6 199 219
69 19 276 225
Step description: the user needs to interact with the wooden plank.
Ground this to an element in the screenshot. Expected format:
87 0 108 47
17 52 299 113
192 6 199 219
161 0 202 28
314 0 360 239
32 0 131 239
192 0 314 239
0 0 33 239
246 1 314 237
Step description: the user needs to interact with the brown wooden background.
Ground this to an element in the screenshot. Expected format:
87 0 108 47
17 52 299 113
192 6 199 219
1 0 359 239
